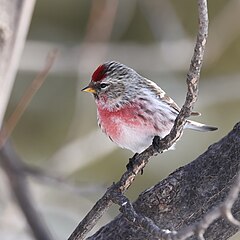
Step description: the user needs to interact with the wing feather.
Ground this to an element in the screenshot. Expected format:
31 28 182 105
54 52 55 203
143 78 200 116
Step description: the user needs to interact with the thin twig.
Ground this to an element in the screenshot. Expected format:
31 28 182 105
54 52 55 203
83 0 119 43
0 49 58 148
77 0 119 63
23 163 106 195
68 0 208 239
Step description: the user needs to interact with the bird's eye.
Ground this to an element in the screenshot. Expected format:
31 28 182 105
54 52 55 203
100 83 109 89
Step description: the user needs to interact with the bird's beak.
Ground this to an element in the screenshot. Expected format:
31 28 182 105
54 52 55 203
81 86 96 94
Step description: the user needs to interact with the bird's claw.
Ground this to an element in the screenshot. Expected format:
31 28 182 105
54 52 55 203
126 153 138 171
126 153 145 175
152 136 163 153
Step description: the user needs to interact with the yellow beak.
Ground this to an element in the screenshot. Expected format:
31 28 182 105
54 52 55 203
81 86 96 94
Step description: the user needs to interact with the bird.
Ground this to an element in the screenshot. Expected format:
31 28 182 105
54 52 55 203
82 61 217 153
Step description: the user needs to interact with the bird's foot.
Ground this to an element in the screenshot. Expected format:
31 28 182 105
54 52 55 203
126 153 138 171
126 153 144 175
152 136 163 153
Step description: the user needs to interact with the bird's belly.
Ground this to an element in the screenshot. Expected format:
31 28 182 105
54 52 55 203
115 122 155 153
97 105 174 153
98 111 156 153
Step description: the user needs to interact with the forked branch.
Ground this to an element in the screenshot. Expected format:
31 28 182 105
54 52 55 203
89 122 240 240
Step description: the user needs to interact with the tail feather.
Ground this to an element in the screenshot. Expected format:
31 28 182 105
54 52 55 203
186 120 218 132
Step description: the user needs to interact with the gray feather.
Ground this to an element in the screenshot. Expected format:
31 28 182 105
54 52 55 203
186 120 218 132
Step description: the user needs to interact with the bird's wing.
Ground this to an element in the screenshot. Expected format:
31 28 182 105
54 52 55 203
144 78 201 116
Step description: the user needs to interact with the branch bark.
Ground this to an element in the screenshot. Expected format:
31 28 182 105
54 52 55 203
88 122 240 240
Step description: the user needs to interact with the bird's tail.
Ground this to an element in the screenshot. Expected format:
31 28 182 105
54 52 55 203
186 120 218 132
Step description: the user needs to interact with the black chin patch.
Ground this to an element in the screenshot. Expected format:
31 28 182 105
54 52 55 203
94 93 99 100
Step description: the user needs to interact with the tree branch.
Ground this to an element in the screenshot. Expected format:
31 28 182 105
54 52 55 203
0 50 58 148
23 163 106 196
68 0 208 239
0 141 53 240
88 122 240 240
0 0 35 128
0 1 57 239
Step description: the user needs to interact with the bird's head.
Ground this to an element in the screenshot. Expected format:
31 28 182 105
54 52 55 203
82 61 137 109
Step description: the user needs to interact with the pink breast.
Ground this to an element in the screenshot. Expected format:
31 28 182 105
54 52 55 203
97 104 146 140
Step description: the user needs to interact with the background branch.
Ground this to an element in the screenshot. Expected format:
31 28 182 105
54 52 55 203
23 163 106 196
0 141 53 240
0 50 57 239
0 50 58 147
0 3 59 239
0 0 35 129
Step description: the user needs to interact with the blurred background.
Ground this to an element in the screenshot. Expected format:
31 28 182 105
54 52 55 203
1 0 240 239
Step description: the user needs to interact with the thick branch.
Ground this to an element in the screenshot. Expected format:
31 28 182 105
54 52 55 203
88 122 240 240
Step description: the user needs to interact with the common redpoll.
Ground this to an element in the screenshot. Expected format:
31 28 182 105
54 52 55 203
82 61 217 153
